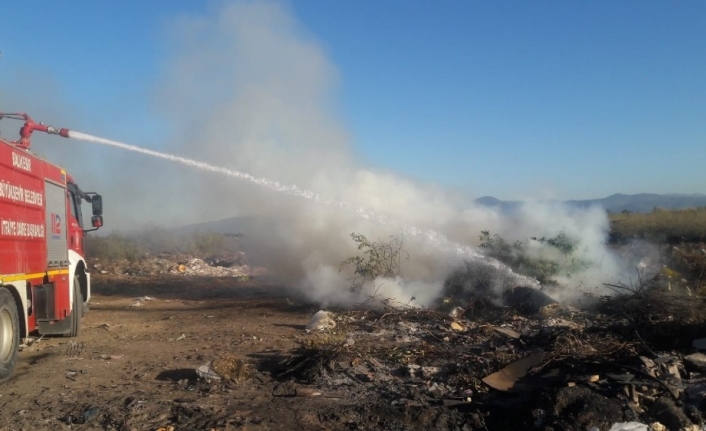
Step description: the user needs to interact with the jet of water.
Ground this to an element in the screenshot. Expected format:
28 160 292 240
68 130 539 287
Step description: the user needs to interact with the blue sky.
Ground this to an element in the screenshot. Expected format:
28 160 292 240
1 0 704 201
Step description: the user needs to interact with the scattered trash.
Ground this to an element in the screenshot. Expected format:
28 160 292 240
19 335 45 351
305 310 336 332
407 364 442 378
196 362 221 382
448 306 465 318
482 353 546 391
55 248 706 429
449 321 464 331
58 406 101 425
603 422 650 431
295 387 322 397
492 326 521 339
99 354 124 360
88 253 265 278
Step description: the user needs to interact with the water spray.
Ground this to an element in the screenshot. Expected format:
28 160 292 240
67 130 539 288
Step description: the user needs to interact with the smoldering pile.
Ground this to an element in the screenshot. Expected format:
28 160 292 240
264 261 706 431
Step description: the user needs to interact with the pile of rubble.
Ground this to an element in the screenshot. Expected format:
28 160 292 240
208 288 706 431
89 254 267 278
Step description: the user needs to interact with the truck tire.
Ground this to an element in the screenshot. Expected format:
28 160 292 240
0 288 20 382
65 276 83 338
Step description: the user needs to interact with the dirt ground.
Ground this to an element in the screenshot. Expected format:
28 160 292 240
1 275 360 431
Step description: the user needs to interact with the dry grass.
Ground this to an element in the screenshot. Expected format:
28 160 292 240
610 207 706 243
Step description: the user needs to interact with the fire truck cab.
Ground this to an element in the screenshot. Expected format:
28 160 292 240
0 113 103 381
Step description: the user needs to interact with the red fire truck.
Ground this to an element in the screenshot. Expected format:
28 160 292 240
0 113 103 381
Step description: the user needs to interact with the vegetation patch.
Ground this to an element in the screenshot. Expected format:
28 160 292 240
610 207 706 243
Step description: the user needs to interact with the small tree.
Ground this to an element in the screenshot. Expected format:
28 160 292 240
339 233 408 291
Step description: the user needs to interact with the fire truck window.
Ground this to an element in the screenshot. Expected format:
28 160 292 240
69 192 79 219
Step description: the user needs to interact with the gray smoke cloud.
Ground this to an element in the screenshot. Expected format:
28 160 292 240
2 1 628 307
144 0 624 306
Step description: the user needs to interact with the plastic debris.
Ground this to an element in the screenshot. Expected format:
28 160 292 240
492 326 521 339
196 362 222 381
305 310 336 332
448 307 465 318
58 406 101 425
604 422 649 431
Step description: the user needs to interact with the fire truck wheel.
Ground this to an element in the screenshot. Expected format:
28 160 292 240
66 276 83 338
0 288 20 382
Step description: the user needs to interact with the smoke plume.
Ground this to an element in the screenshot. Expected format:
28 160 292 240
142 0 622 306
5 1 627 307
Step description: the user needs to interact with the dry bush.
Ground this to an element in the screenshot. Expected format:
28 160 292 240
600 269 706 325
668 243 706 294
275 333 348 383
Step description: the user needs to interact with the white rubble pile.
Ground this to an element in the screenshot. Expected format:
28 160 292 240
170 258 255 277
91 255 267 277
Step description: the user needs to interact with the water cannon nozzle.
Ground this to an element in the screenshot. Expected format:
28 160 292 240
46 125 70 138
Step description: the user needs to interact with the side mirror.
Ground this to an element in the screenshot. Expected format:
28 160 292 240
91 215 103 229
91 194 103 216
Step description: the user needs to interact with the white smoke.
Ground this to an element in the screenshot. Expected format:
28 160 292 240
5 1 628 308
140 0 627 307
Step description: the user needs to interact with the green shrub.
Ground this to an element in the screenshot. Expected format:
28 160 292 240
479 230 589 284
339 233 408 291
84 231 142 261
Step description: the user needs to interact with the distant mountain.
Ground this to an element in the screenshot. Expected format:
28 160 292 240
473 196 523 213
179 194 705 236
474 193 706 213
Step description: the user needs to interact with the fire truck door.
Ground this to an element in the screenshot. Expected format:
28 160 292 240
45 181 68 267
